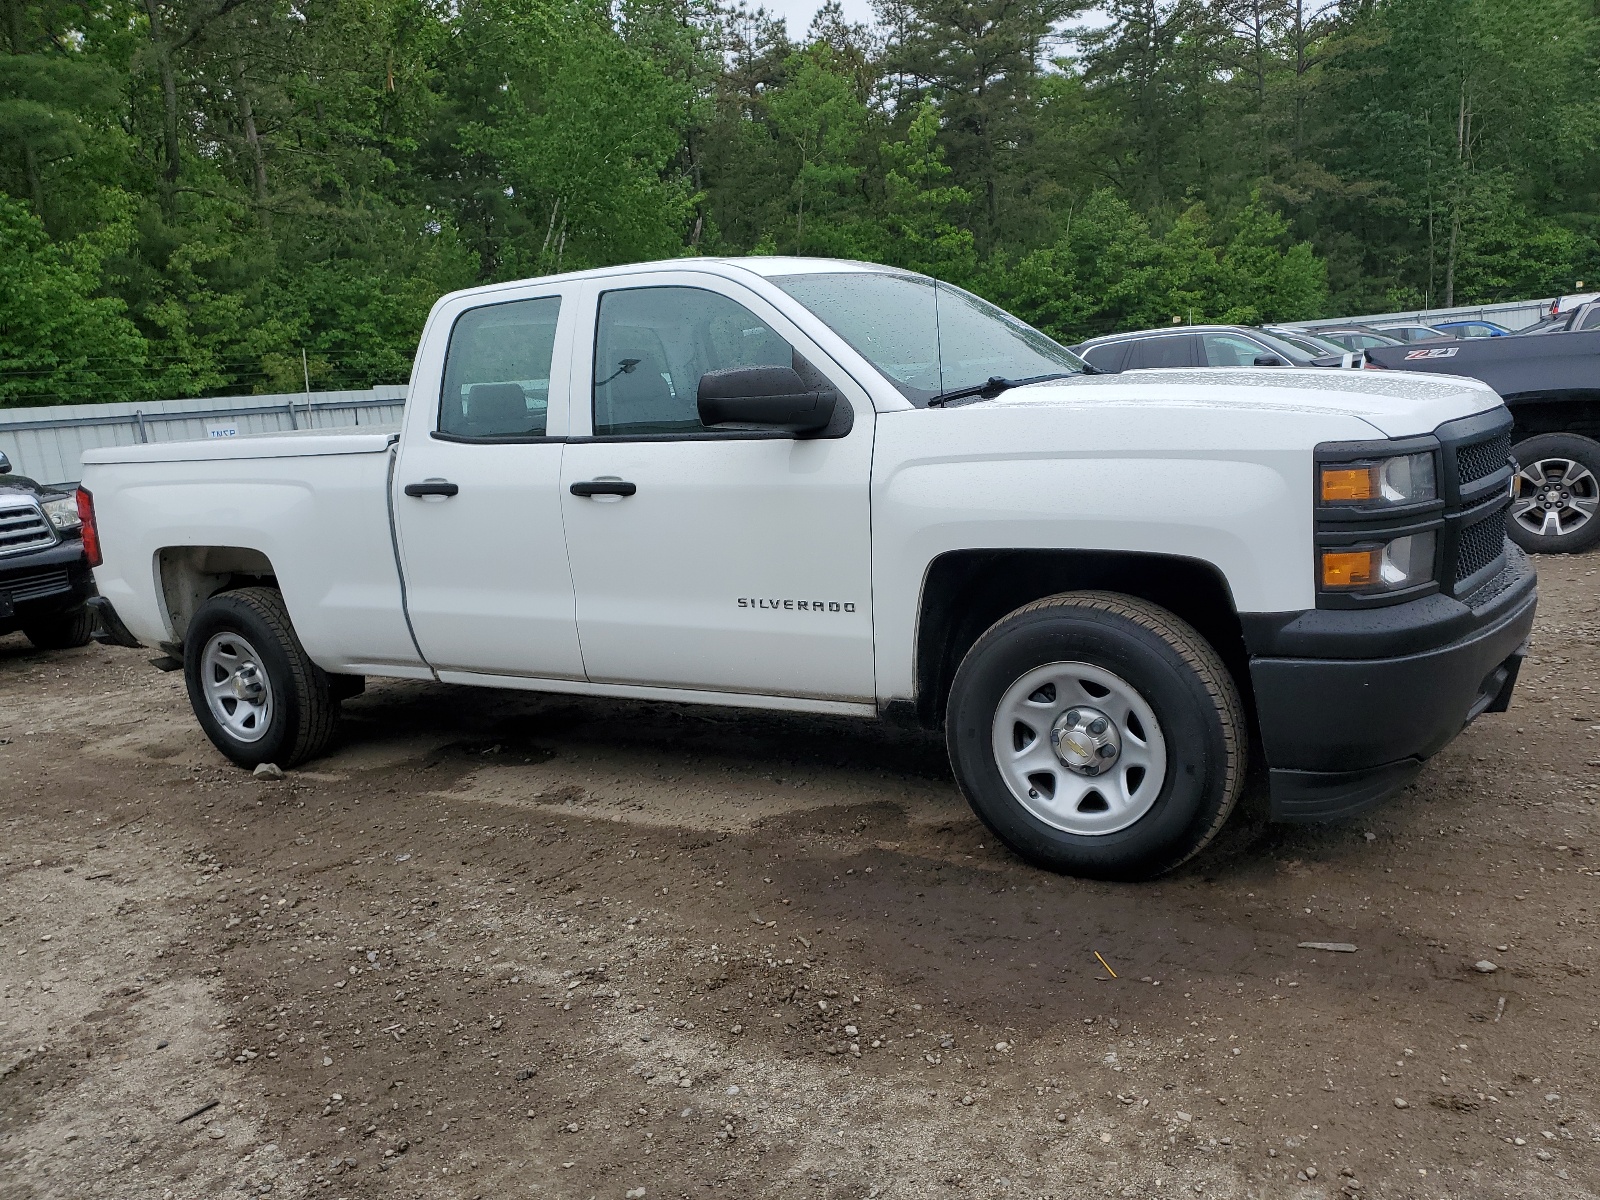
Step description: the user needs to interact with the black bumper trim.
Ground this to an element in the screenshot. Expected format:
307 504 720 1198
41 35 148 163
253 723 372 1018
1270 760 1426 823
1250 556 1536 822
88 596 144 649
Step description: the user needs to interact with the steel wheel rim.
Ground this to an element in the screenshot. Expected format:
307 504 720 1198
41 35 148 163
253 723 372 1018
990 661 1168 836
201 631 274 744
1512 457 1598 539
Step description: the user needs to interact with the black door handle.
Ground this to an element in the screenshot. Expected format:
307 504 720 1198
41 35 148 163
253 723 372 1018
569 480 637 497
404 480 459 497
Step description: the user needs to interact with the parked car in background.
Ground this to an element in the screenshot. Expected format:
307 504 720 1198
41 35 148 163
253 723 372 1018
1372 322 1450 343
0 451 98 650
1551 292 1598 317
1259 326 1361 362
1305 326 1406 353
1364 331 1600 554
1432 320 1512 338
1070 325 1349 371
1522 300 1600 335
1518 314 1573 335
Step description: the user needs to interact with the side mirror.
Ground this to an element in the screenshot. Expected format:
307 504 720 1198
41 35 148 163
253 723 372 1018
1253 354 1288 367
697 365 838 434
0 450 10 474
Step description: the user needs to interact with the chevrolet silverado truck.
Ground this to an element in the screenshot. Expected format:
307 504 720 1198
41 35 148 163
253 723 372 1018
1365 330 1600 553
79 258 1536 880
0 450 98 649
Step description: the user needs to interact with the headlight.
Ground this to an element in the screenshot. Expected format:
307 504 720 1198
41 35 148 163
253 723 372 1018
1321 532 1436 593
1320 452 1436 505
41 496 81 531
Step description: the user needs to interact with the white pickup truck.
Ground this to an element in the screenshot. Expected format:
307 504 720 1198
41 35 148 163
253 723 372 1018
80 257 1536 879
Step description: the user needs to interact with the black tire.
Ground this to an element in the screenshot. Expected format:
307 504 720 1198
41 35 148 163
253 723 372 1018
945 591 1247 881
23 605 96 650
1507 432 1600 554
183 587 338 768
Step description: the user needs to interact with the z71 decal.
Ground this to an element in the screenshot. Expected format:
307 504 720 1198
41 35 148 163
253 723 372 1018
1403 346 1460 360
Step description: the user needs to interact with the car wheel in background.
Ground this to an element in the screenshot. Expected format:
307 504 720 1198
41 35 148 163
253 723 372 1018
1508 433 1600 554
183 586 338 768
22 604 96 650
944 591 1247 881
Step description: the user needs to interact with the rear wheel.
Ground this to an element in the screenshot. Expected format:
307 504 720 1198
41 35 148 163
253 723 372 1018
945 591 1246 881
183 587 338 768
23 605 95 650
1508 433 1600 554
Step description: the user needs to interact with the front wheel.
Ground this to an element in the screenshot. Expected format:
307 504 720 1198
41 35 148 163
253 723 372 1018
1507 433 1600 554
183 587 339 768
945 591 1247 881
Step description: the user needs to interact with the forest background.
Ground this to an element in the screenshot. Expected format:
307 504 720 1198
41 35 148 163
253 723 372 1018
2 0 1597 406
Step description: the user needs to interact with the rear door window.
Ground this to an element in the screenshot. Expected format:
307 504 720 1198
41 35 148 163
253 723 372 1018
1123 335 1197 369
439 296 562 438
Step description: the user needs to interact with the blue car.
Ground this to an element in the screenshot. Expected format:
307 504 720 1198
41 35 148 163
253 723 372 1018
1432 320 1511 338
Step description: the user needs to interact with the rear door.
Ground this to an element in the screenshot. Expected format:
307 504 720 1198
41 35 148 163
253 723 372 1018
391 285 586 679
558 273 876 702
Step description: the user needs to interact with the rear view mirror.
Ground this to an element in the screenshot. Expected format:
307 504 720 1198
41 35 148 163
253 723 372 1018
1253 354 1288 367
698 365 838 434
0 451 10 474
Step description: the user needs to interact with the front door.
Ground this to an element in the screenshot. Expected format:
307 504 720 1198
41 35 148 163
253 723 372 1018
559 276 876 702
392 289 585 679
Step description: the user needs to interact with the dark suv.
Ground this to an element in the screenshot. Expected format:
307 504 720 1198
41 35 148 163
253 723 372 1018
0 451 97 649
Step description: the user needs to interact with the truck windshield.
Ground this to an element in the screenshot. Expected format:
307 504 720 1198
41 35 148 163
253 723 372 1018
771 271 1087 407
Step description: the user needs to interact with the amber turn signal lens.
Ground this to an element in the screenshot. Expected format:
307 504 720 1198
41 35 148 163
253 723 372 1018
1321 548 1377 589
1320 465 1376 502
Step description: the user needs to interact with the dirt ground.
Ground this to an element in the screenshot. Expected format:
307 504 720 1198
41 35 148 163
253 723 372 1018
1 563 1597 1200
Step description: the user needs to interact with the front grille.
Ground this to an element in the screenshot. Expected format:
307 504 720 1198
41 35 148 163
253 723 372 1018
0 502 56 557
1455 512 1507 584
2 566 70 601
1456 431 1512 486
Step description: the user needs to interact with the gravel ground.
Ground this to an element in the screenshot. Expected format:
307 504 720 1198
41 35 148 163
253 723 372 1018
1 561 1597 1200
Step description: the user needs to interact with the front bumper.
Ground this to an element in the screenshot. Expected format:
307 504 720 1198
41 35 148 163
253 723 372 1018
1243 547 1537 822
0 538 94 628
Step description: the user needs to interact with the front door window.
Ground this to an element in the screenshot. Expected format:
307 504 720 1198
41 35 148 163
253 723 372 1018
593 287 795 437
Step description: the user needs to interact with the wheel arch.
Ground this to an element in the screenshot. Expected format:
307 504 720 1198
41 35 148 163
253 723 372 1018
1505 395 1600 443
156 545 279 651
911 548 1251 730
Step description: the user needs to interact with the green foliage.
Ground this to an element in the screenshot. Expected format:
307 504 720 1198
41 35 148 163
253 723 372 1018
767 44 869 252
0 0 1594 407
0 194 148 407
988 189 1327 342
876 104 977 281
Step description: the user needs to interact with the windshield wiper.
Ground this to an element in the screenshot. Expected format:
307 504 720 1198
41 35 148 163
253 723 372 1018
927 371 1081 408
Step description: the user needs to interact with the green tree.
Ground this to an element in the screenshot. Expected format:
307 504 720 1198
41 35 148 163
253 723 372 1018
0 193 150 406
767 44 869 252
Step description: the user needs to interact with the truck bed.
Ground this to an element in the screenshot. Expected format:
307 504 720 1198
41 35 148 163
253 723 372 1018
81 430 426 676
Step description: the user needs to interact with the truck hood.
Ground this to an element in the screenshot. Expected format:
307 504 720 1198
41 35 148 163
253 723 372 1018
987 367 1503 438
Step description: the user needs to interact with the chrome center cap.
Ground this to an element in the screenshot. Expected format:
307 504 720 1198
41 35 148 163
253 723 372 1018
1546 490 1563 505
1050 707 1121 776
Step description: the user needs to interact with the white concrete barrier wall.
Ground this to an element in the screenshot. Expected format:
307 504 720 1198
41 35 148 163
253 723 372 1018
0 386 408 486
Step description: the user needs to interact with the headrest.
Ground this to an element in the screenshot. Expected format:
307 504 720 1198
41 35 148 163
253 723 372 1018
467 383 530 434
